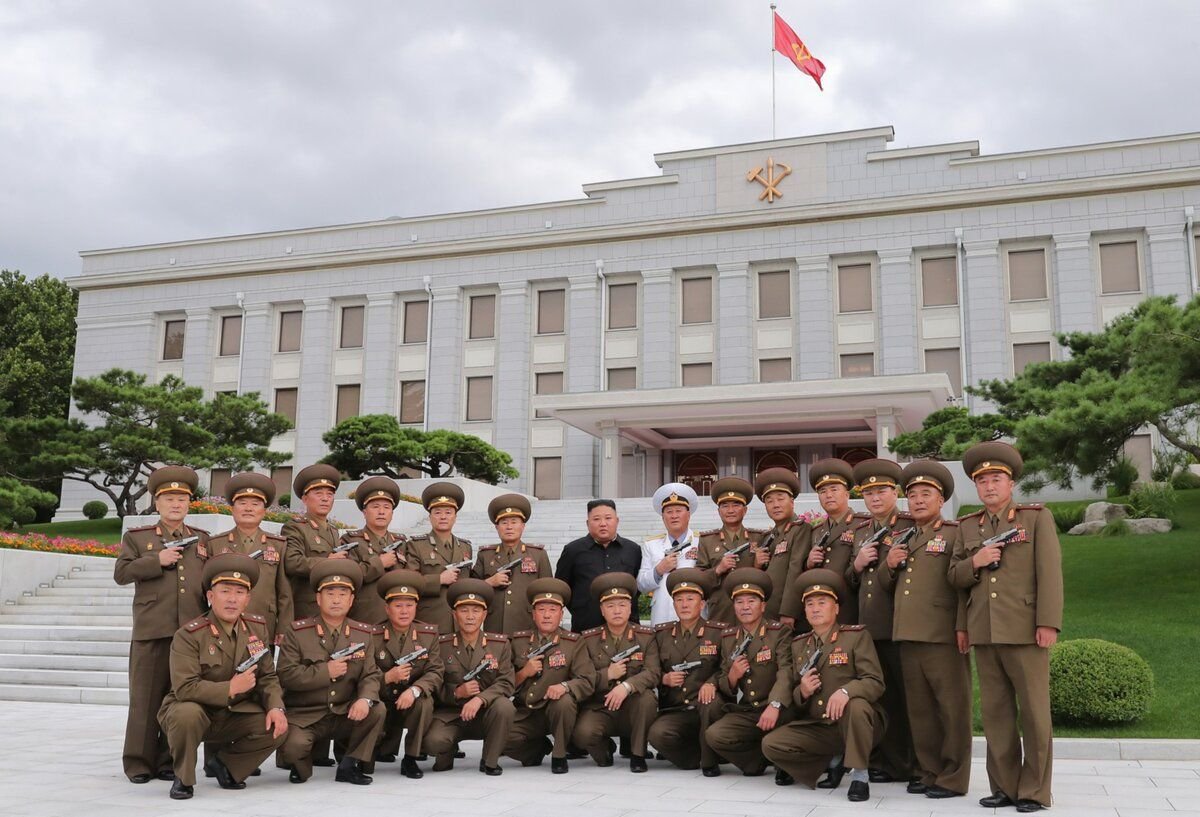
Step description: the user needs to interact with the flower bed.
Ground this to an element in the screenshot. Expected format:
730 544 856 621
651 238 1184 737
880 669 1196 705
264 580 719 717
0 531 119 558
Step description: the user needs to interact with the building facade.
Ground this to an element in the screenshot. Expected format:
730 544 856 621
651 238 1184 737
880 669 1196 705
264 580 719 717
61 126 1200 516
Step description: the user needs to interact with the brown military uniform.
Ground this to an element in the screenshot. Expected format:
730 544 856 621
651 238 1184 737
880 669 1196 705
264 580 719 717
275 616 385 781
371 620 443 760
504 627 594 764
784 509 869 622
114 521 209 780
761 520 812 621
340 527 410 625
574 623 660 762
696 525 766 623
647 617 726 770
207 528 292 642
425 631 516 769
282 513 342 620
158 611 286 787
403 533 474 632
471 542 553 634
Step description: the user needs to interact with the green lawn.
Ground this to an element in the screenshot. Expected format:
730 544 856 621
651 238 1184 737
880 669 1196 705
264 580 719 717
21 517 123 545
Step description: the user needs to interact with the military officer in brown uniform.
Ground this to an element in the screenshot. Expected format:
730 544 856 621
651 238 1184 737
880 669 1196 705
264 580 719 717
575 572 660 772
425 579 516 775
950 442 1062 813
705 569 794 782
883 459 971 798
207 472 292 643
762 569 885 802
846 458 916 784
282 464 344 620
342 475 409 625
370 570 443 778
647 568 726 775
504 578 594 773
404 482 474 633
472 494 553 634
696 477 766 624
158 554 288 800
276 561 384 785
754 468 813 626
114 465 209 783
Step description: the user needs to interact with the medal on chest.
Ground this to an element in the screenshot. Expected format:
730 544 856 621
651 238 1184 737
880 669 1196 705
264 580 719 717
548 651 566 669
699 642 718 657
925 536 947 554
840 530 855 544
829 648 849 666
521 557 538 574
754 646 772 663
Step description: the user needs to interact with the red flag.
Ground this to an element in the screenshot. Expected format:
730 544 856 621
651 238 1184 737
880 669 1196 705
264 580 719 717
773 11 825 90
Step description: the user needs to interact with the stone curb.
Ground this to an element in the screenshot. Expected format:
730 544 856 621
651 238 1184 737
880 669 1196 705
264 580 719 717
973 736 1200 760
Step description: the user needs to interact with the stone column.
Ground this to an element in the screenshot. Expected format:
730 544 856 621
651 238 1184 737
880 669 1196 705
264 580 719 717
493 281 531 493
640 268 675 389
795 255 834 380
1052 232 1097 336
361 293 397 415
599 422 621 498
962 240 1004 394
237 304 271 398
1146 225 1193 300
564 273 601 498
292 298 333 470
875 409 898 461
716 262 752 385
877 249 918 375
181 308 213 392
425 285 463 431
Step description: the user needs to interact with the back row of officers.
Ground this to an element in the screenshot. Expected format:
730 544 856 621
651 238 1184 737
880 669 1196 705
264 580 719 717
116 441 1062 813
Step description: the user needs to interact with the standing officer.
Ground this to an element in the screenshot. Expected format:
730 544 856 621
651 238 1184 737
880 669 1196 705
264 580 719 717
697 477 766 624
648 568 725 776
846 458 916 785
950 442 1062 814
637 483 701 627
754 467 812 625
555 499 643 632
884 459 971 799
405 482 474 633
114 465 209 784
574 573 660 772
276 561 384 786
370 570 443 779
472 494 552 634
282 464 344 620
158 553 288 800
504 578 594 773
425 579 516 775
342 475 408 625
761 569 885 802
705 569 794 783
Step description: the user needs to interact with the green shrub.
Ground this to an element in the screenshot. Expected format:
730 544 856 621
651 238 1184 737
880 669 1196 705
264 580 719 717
81 501 109 521
1130 482 1177 522
1151 445 1191 482
1050 505 1085 533
637 590 653 622
1170 470 1200 491
1099 519 1129 537
278 493 292 508
1050 639 1154 724
1108 456 1139 497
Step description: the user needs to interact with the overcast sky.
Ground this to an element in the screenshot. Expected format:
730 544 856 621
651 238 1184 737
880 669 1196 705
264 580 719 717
3 0 1198 280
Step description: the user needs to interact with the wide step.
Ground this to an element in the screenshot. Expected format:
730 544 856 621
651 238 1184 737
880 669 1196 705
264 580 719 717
0 666 128 688
0 613 132 626
0 639 129 657
0 624 130 642
0 653 128 672
0 683 125 705
18 595 131 607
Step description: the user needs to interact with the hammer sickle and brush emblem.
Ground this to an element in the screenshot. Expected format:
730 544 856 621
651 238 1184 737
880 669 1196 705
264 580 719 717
746 157 792 203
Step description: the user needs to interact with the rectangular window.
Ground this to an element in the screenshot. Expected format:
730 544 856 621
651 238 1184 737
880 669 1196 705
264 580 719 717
339 305 365 349
277 310 302 352
1013 342 1052 375
607 367 636 390
925 347 963 395
758 271 791 319
219 315 242 357
399 380 425 424
469 294 496 339
1008 249 1048 301
840 353 874 378
537 289 565 335
403 300 429 344
681 277 713 325
335 384 361 424
607 283 637 330
921 257 958 307
534 371 564 395
270 467 292 504
759 358 792 383
681 362 713 387
274 387 298 424
837 264 872 313
533 457 562 500
209 468 231 500
1100 241 1140 294
465 376 493 421
162 319 185 360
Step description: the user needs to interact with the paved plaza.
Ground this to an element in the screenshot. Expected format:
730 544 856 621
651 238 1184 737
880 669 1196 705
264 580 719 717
0 702 1196 817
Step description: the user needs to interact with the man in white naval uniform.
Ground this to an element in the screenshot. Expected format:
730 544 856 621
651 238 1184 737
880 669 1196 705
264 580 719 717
637 483 702 626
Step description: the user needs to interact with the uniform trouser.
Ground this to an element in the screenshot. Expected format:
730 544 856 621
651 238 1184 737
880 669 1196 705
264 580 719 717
574 691 657 761
704 707 796 775
276 707 385 781
900 641 972 794
123 637 172 779
504 696 579 763
975 643 1053 807
375 694 434 759
647 701 723 769
872 639 916 779
158 702 284 787
426 698 516 768
761 699 886 787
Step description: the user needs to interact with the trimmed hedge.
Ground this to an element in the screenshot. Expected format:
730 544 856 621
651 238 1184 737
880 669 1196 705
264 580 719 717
1050 639 1153 724
82 501 109 520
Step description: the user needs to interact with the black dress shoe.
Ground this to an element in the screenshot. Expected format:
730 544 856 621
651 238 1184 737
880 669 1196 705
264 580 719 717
817 764 846 789
551 757 569 774
629 755 647 773
868 768 894 783
522 757 545 767
376 752 398 763
250 767 261 777
335 759 373 785
774 769 794 786
313 756 336 767
906 779 928 794
593 748 614 767
742 766 767 777
156 769 175 781
619 737 631 758
925 785 964 799
1015 800 1045 813
980 792 1015 808
129 773 152 785
401 756 424 779
204 757 245 790
288 766 305 784
847 780 870 802
701 765 721 778
565 746 588 760
169 780 193 800
455 749 467 759
479 760 503 776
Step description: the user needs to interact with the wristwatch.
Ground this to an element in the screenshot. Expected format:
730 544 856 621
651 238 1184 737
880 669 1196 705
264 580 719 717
769 700 783 709
837 687 850 698
621 681 633 693
410 687 422 699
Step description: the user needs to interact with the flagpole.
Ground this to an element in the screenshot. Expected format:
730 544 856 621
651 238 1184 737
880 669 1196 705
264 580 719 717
770 2 777 139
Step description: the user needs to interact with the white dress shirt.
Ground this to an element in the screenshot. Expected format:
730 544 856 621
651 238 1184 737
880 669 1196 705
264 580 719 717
638 528 700 626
